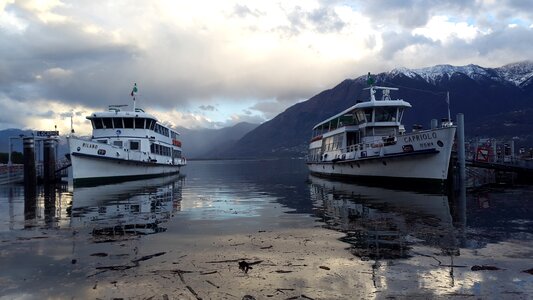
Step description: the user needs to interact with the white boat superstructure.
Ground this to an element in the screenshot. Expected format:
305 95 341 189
68 98 186 185
307 84 456 182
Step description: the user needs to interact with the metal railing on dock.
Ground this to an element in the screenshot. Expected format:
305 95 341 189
461 138 533 186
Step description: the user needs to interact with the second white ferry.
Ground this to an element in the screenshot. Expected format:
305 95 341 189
307 81 456 182
68 84 186 185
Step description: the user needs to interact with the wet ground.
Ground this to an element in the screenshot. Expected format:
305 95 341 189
0 159 532 299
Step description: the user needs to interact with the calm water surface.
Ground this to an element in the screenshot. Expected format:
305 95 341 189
0 159 532 299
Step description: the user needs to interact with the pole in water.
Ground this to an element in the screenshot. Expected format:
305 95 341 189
23 137 37 223
43 138 57 184
23 137 37 188
456 113 466 183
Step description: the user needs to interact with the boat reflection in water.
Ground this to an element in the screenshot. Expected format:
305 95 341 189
309 174 459 260
70 175 184 240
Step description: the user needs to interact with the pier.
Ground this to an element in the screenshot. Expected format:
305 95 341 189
462 137 533 186
1 134 69 185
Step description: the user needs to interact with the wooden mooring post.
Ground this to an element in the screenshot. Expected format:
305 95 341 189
43 138 57 184
23 137 37 222
23 137 37 189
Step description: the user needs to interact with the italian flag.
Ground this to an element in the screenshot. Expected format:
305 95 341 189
131 83 138 97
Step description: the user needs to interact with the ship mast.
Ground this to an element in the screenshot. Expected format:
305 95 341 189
447 91 451 123
131 83 138 112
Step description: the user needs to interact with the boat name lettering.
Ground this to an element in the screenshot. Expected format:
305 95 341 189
403 132 437 143
82 142 98 149
420 142 434 148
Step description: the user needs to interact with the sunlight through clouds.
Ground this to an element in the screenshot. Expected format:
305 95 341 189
0 0 532 130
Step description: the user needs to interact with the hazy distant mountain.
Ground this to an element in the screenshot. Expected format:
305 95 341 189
0 123 258 160
176 122 258 159
0 128 35 152
0 128 70 156
218 61 533 158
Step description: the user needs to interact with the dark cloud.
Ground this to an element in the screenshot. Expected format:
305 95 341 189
0 9 139 108
358 0 480 29
379 31 437 60
307 6 346 33
233 4 263 18
279 5 346 36
32 110 55 118
199 105 217 111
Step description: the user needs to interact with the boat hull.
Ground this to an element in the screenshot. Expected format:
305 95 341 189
308 127 456 182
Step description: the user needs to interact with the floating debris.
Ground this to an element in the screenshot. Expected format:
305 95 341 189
471 265 501 271
236 260 263 273
239 261 252 273
522 268 533 275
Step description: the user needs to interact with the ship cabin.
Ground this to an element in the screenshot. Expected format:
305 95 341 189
86 106 183 161
309 86 411 162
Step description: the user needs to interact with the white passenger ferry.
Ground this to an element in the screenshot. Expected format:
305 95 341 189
68 87 186 185
307 84 456 182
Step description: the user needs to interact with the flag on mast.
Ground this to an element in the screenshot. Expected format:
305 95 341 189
366 72 375 86
130 83 138 98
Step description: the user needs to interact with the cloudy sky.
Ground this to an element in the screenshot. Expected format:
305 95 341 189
1 0 532 135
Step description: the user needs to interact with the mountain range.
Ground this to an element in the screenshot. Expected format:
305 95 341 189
176 122 258 159
2 61 532 160
214 61 533 158
0 123 258 160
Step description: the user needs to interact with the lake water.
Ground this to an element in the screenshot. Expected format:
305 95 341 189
0 159 532 299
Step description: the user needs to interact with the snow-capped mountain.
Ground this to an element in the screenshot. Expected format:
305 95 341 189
215 61 533 159
495 61 533 87
391 61 533 87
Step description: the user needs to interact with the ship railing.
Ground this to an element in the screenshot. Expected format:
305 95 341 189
342 144 363 154
0 164 24 185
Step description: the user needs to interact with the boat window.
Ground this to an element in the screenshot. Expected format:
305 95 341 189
373 127 397 136
321 133 343 152
329 120 337 131
113 118 123 128
339 114 355 126
130 140 140 150
124 118 134 128
173 149 182 158
354 110 366 124
97 139 107 144
146 119 154 130
102 118 113 129
113 140 123 147
375 107 397 122
346 132 360 146
92 118 104 129
364 109 373 123
134 118 144 129
150 143 170 156
398 108 405 122
322 124 328 134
